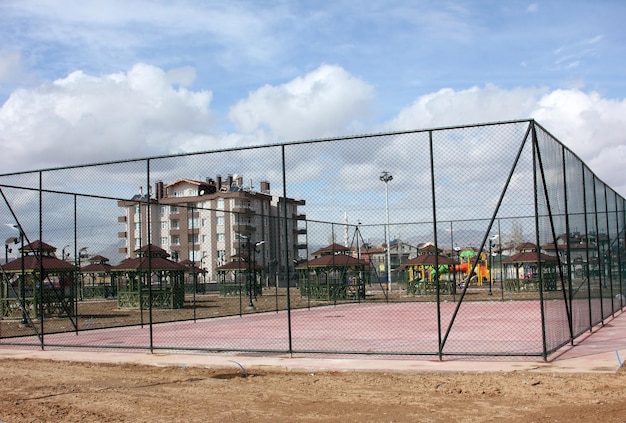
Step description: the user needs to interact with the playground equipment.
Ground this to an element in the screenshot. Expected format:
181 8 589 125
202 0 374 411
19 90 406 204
454 250 490 287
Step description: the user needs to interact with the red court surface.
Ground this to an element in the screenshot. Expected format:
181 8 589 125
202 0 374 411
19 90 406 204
1 302 625 374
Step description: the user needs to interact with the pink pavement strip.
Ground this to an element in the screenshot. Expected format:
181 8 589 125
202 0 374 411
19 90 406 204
1 302 625 374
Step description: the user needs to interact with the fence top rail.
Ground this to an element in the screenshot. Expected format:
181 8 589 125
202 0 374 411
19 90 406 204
0 119 534 178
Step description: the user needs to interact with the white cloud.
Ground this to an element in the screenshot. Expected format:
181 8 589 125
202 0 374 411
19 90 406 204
386 84 626 196
386 84 547 130
532 89 626 193
0 63 214 171
2 62 626 201
228 64 375 141
0 50 35 85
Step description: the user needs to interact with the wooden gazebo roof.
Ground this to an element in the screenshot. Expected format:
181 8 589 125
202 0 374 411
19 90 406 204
502 251 557 264
110 245 186 272
180 259 208 273
296 254 370 270
1 240 74 273
401 254 455 267
311 243 351 257
81 255 112 273
216 258 263 272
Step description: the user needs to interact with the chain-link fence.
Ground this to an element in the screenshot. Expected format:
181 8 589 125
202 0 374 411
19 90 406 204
0 119 624 359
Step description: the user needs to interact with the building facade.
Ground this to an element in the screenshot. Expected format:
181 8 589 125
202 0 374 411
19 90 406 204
117 175 306 283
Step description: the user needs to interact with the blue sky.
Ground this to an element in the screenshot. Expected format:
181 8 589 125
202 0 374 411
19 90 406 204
1 0 625 192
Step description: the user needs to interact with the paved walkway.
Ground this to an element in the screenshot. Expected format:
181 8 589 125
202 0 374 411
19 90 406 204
1 310 624 374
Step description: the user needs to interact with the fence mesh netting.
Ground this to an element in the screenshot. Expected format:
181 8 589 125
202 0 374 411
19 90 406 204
1 119 624 359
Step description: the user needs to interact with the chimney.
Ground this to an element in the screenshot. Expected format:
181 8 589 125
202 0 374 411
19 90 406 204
216 175 222 191
260 181 270 194
227 174 233 188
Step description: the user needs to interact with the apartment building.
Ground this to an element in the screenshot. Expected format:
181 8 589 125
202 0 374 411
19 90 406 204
117 175 306 282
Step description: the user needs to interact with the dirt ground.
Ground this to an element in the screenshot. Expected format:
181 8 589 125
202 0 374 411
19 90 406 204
0 358 625 423
2 287 625 422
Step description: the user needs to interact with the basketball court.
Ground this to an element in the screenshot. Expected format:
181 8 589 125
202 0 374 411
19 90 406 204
1 301 624 374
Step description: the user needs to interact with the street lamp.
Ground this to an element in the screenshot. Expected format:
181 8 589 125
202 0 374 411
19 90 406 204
200 257 206 291
61 245 71 261
488 235 499 296
5 237 18 265
253 241 265 303
6 224 26 324
238 234 265 309
78 247 88 300
380 171 393 293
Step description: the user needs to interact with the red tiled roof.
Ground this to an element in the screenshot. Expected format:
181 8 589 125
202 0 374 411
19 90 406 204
81 262 112 273
502 251 557 263
311 243 351 256
20 240 58 253
110 257 186 271
2 255 74 272
401 254 455 267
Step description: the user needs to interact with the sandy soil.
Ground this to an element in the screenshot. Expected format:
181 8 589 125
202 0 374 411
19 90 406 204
0 358 625 422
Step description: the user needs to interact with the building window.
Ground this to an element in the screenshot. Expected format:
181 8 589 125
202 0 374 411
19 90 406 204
216 233 225 242
160 237 168 246
134 238 141 248
202 235 207 243
171 219 179 229
160 221 168 230
188 234 199 244
134 222 141 232
170 205 179 214
188 217 199 228
217 198 224 210
160 206 166 214
171 235 180 245
216 216 224 226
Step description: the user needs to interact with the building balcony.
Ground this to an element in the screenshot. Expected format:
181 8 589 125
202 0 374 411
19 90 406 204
235 224 256 234
295 227 307 235
118 231 127 238
118 216 127 223
232 205 255 214
296 214 306 220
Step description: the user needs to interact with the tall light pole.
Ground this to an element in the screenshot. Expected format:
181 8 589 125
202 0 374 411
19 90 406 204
380 171 393 293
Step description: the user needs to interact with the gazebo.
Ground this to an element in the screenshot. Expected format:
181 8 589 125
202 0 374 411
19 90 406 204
502 243 559 292
295 243 370 301
179 259 207 294
1 240 75 320
81 255 114 298
401 247 456 295
111 245 186 309
215 254 263 297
